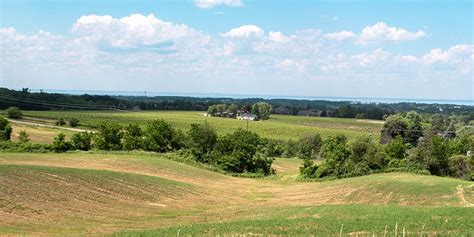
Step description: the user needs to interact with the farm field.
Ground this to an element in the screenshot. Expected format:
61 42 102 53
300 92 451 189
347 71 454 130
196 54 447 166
0 152 473 235
7 110 383 141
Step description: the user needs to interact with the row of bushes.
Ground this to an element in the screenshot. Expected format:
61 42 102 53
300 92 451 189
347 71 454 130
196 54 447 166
1 119 274 176
299 132 473 181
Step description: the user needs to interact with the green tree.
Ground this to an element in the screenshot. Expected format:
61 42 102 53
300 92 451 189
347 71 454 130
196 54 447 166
187 122 217 162
51 133 71 152
214 129 272 175
416 135 451 176
143 119 177 152
0 117 12 141
251 102 273 120
297 134 322 159
318 134 351 177
228 104 238 114
380 114 409 144
6 107 23 119
71 132 93 151
448 155 473 180
93 121 122 150
384 136 408 160
122 123 143 150
18 130 29 143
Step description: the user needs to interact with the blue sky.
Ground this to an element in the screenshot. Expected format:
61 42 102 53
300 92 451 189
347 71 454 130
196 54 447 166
0 0 473 99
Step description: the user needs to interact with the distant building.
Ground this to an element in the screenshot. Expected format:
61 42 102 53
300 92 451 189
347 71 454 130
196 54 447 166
237 113 258 121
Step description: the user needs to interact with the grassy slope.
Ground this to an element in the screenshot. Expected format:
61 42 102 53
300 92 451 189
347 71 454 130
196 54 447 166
15 111 382 140
9 123 75 144
0 152 473 235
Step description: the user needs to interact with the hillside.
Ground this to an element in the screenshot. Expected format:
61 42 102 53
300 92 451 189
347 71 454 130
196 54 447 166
0 152 472 235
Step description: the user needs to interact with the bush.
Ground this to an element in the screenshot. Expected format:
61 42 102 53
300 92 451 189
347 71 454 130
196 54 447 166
68 117 79 127
6 107 22 119
186 122 217 162
0 141 50 152
143 119 178 152
71 131 93 151
122 123 143 151
0 117 12 141
297 134 322 159
448 155 473 180
93 121 122 150
55 118 66 126
18 130 30 143
214 129 273 175
51 133 71 152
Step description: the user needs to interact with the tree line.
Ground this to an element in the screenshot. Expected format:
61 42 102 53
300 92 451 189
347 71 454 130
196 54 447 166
2 87 473 120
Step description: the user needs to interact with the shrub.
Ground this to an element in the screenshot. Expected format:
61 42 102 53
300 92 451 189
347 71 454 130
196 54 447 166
6 107 22 119
71 131 93 151
297 134 322 159
18 130 30 143
51 133 71 152
68 117 79 127
0 117 12 141
143 119 178 152
122 123 143 151
55 118 66 126
448 155 473 180
214 129 273 175
0 141 50 152
93 121 122 150
186 122 217 162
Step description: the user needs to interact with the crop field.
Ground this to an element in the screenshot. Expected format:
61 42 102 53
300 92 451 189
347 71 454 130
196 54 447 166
0 152 473 235
9 111 383 140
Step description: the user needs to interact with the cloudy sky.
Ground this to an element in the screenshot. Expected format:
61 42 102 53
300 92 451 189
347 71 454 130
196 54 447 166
0 0 472 100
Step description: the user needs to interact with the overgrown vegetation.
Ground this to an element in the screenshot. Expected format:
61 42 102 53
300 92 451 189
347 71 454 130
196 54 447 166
300 112 473 180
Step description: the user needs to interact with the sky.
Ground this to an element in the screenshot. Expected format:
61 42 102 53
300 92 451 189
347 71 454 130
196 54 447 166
0 0 473 100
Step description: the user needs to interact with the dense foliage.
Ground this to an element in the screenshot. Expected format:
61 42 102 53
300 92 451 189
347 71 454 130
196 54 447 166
300 112 474 180
2 87 473 120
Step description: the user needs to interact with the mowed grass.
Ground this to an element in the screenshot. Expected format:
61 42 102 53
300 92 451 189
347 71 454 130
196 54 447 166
0 152 473 235
15 110 382 140
9 123 75 144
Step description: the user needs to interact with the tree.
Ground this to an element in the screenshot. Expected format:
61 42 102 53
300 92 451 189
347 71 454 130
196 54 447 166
448 155 473 180
6 107 22 119
228 104 238 114
0 117 12 141
93 121 122 150
52 133 71 152
143 119 177 152
384 136 408 160
18 130 30 143
122 123 143 150
318 134 351 177
416 135 450 176
68 117 80 127
71 132 93 151
380 114 408 144
187 122 217 162
297 134 322 159
251 102 273 120
214 129 273 175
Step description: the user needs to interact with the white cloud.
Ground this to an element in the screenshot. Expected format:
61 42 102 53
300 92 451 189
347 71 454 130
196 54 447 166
72 14 210 49
194 0 243 9
220 25 264 38
357 21 426 44
324 30 355 41
1 15 472 99
269 31 290 43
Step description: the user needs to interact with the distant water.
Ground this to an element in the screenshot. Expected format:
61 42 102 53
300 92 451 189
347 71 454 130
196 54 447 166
28 89 473 106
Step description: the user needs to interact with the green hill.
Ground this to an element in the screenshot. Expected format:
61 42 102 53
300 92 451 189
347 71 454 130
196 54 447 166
0 152 472 235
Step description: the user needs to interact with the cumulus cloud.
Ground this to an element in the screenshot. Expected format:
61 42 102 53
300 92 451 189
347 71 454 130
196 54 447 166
1 14 472 99
194 0 243 9
324 30 355 41
357 21 426 44
220 25 264 38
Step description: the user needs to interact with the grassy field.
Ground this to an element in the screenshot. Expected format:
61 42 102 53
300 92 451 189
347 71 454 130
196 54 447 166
0 152 472 235
9 122 75 144
6 110 383 140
